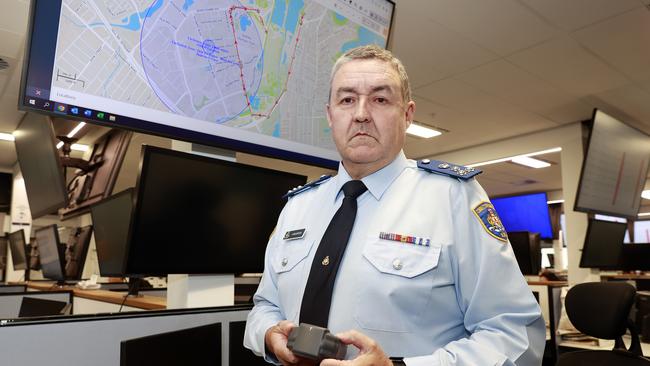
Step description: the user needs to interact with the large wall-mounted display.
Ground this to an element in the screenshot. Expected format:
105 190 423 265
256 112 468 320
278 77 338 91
19 0 395 168
575 109 650 218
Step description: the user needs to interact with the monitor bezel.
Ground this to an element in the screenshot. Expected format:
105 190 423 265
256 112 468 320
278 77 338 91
34 224 66 281
8 229 28 270
579 218 628 269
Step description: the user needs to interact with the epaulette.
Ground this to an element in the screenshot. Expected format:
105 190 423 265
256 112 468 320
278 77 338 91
417 159 481 181
282 174 333 199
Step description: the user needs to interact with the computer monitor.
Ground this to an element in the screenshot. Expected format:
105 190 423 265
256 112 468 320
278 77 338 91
0 172 11 213
620 244 650 271
508 231 541 275
575 109 650 218
90 189 133 277
8 229 28 270
20 1 395 168
579 219 628 269
126 145 307 275
0 235 7 270
120 323 221 366
491 192 553 240
13 113 68 218
18 297 68 318
64 225 93 280
28 236 41 271
34 225 66 283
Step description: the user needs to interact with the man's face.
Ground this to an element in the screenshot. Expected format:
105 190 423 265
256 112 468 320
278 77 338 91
327 59 415 175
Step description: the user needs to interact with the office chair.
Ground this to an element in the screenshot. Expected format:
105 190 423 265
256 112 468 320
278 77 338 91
556 282 650 365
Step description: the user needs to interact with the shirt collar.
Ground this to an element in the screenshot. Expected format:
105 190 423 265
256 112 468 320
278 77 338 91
333 150 409 201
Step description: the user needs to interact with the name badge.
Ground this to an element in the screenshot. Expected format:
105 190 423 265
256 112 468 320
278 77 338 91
283 229 306 241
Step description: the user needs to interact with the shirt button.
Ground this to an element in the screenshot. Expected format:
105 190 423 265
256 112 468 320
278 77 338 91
392 258 403 270
281 258 288 267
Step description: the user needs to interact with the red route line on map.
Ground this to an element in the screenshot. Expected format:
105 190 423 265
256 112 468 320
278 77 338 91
227 5 304 118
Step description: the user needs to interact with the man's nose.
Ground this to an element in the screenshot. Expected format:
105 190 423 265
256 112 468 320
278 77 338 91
354 97 370 123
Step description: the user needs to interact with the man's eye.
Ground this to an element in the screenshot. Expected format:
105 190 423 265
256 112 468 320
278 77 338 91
375 97 387 104
341 97 354 104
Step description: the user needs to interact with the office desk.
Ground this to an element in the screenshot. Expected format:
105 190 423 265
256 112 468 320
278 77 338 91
601 273 650 281
26 282 166 312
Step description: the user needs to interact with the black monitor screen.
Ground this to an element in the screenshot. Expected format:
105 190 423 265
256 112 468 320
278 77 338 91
90 189 133 277
35 225 65 281
18 297 68 318
13 113 68 218
8 230 28 270
120 323 221 366
19 0 396 168
127 146 307 275
64 225 93 279
575 109 650 218
508 231 541 276
580 219 628 269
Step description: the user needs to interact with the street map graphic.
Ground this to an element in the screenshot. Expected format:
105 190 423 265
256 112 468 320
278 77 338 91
52 0 390 150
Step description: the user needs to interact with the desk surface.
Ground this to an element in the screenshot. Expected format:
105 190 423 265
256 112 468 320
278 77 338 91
601 273 650 280
527 279 568 287
26 282 166 310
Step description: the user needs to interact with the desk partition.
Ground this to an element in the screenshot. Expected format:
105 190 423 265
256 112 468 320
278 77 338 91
0 305 258 366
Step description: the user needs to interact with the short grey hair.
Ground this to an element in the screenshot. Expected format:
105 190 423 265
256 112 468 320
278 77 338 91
329 45 411 104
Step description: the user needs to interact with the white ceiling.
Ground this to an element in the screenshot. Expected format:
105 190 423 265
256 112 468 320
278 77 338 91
0 0 649 202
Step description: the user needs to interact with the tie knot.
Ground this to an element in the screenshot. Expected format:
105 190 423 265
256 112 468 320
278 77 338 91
341 180 367 199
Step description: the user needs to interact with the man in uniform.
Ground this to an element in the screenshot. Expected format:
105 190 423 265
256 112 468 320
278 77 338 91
244 45 545 366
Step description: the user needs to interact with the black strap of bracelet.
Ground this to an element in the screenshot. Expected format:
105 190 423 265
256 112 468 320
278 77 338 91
390 357 406 365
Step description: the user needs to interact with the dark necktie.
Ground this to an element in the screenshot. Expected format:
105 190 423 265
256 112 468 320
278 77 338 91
299 180 368 327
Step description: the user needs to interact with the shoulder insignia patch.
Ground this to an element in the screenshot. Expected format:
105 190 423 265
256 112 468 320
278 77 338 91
282 175 333 199
417 159 481 181
472 202 508 242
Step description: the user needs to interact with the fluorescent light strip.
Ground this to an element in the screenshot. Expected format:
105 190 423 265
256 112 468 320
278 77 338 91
467 147 562 168
547 199 565 204
639 212 650 217
406 123 442 138
642 190 650 200
56 122 88 151
511 156 551 169
0 132 15 142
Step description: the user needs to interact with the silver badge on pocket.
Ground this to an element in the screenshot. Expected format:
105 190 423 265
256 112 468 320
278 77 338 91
283 229 306 241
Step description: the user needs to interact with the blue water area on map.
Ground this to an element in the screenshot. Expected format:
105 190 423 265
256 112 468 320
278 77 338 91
334 12 346 23
109 0 164 31
285 0 303 33
271 0 286 27
240 14 252 31
183 0 195 11
273 121 281 137
249 95 260 109
341 26 384 52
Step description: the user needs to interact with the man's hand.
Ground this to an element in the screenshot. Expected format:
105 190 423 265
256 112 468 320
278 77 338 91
265 320 312 366
320 330 392 366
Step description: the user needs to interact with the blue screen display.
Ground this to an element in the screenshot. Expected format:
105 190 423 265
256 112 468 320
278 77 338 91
491 192 553 239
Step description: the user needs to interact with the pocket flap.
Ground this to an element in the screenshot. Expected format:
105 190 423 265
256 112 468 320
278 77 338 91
271 240 313 273
362 238 442 278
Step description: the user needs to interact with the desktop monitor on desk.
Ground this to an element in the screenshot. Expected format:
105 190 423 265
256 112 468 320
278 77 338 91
90 189 133 278
508 231 542 275
120 323 221 366
63 225 92 280
579 218 627 269
125 146 307 275
34 225 66 284
8 229 28 271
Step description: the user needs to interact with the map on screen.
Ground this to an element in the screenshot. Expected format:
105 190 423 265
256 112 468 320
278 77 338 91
50 0 392 157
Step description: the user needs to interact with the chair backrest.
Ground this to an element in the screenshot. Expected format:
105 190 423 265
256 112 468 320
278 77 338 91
557 282 650 365
565 282 635 340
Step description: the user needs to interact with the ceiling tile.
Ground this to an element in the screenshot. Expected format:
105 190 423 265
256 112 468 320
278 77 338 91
507 36 629 95
0 0 30 35
521 0 641 31
0 93 25 132
425 0 558 56
573 8 650 81
587 84 650 134
391 3 498 88
0 30 24 59
456 59 591 123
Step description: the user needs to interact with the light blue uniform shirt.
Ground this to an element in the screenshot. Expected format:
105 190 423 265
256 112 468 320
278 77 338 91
244 151 546 365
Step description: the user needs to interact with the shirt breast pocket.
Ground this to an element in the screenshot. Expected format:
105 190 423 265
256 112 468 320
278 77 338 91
271 239 314 321
355 238 454 333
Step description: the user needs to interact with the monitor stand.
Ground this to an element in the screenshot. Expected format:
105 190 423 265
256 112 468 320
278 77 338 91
166 274 234 309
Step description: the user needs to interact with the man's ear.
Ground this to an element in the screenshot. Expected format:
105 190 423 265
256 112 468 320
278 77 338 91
405 101 415 127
